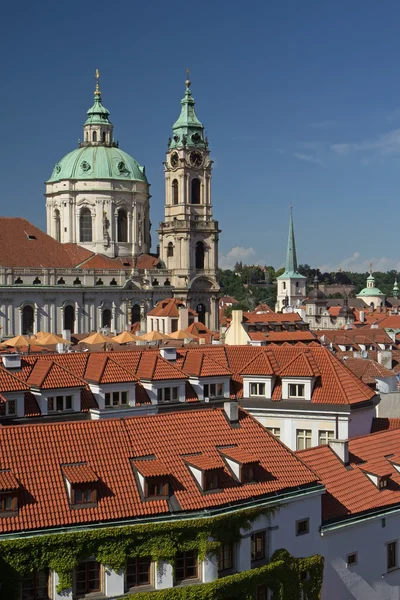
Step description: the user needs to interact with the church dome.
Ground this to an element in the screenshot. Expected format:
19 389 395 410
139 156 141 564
47 145 147 183
308 287 325 300
339 303 353 317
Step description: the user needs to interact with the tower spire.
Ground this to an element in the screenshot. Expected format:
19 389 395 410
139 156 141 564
169 71 206 150
285 205 298 274
94 68 101 96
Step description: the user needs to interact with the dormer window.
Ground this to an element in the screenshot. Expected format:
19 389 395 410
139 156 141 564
250 383 265 397
379 477 389 489
219 448 260 484
132 458 171 500
361 463 391 490
146 478 169 498
185 455 224 493
204 471 220 491
288 384 305 398
0 470 20 516
62 463 99 509
203 383 224 399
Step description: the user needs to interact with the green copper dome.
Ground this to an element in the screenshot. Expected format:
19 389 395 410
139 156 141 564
358 286 385 297
47 145 147 183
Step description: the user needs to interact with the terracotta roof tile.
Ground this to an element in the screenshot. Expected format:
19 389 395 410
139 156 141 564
0 470 19 491
279 352 320 377
183 353 232 378
0 367 29 392
220 447 259 465
84 355 138 384
240 351 278 376
343 358 395 384
300 428 400 522
27 361 85 390
62 463 99 484
0 408 317 532
184 454 225 471
371 417 400 433
136 353 186 381
132 459 171 477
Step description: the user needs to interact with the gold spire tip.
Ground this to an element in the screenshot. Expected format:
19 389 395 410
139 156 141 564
94 68 101 95
185 67 191 88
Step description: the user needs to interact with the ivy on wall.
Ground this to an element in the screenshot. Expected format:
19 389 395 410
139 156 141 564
0 506 323 599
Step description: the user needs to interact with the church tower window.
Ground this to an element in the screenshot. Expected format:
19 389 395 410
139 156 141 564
80 208 92 243
22 306 34 335
167 242 174 257
64 305 75 333
92 131 97 142
195 241 205 270
117 209 128 242
102 309 111 329
191 178 201 204
172 179 179 205
54 209 61 242
102 131 106 143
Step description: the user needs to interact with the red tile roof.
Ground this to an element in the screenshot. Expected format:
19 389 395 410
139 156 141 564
136 353 186 381
0 470 19 492
343 358 395 384
62 463 99 484
27 361 85 390
147 298 197 318
279 352 321 378
84 355 138 384
248 331 316 343
220 447 259 465
184 454 224 471
132 459 171 477
185 322 214 344
183 353 232 378
0 367 29 392
371 417 400 433
300 428 400 522
0 408 318 532
240 351 278 376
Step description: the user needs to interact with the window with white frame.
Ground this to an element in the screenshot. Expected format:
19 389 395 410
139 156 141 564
296 429 312 450
289 383 305 398
157 387 179 402
266 427 280 439
5 400 17 416
203 383 224 399
48 395 73 412
105 391 128 407
318 430 334 445
250 382 265 396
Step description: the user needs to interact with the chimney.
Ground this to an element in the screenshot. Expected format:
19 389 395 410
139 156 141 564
377 350 392 370
231 309 243 344
328 439 349 465
359 311 365 323
224 401 239 424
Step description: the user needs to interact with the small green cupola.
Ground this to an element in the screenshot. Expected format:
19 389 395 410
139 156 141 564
169 72 207 150
82 70 115 147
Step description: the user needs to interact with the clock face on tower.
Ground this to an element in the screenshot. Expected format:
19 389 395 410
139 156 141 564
189 151 203 167
170 152 179 168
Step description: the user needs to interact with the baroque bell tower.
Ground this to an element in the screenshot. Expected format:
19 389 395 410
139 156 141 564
158 73 220 329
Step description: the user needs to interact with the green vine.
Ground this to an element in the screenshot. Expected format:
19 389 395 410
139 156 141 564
0 506 323 599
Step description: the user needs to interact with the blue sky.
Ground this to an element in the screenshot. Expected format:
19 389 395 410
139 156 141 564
1 0 400 272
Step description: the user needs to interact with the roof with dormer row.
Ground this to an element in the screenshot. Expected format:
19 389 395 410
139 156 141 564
0 408 319 533
0 345 375 413
299 429 400 523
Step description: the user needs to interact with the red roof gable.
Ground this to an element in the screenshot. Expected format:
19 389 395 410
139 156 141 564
136 353 186 381
84 355 138 384
62 463 99 484
279 352 321 378
27 361 85 390
183 353 232 378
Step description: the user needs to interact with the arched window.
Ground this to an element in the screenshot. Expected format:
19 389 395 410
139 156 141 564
64 305 75 333
196 303 206 325
195 241 205 270
102 131 106 143
131 304 140 325
85 132 88 142
117 209 128 242
102 309 111 328
191 178 201 204
22 305 34 335
92 131 97 142
54 209 61 242
167 242 174 257
80 208 92 242
172 179 179 205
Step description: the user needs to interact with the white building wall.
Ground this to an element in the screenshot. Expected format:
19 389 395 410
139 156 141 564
348 406 376 438
321 512 400 600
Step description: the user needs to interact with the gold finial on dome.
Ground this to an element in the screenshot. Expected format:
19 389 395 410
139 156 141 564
185 67 191 89
94 68 101 96
369 261 373 274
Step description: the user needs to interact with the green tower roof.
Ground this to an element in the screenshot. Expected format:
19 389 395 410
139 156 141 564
169 75 207 150
277 207 306 280
84 73 112 126
47 145 147 183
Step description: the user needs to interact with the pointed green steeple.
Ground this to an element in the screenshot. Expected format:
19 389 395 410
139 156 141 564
169 73 206 150
277 207 306 280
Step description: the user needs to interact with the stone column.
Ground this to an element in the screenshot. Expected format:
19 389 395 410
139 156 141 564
74 302 80 334
155 560 173 590
112 302 117 333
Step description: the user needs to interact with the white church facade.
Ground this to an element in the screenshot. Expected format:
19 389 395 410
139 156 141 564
0 73 220 337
